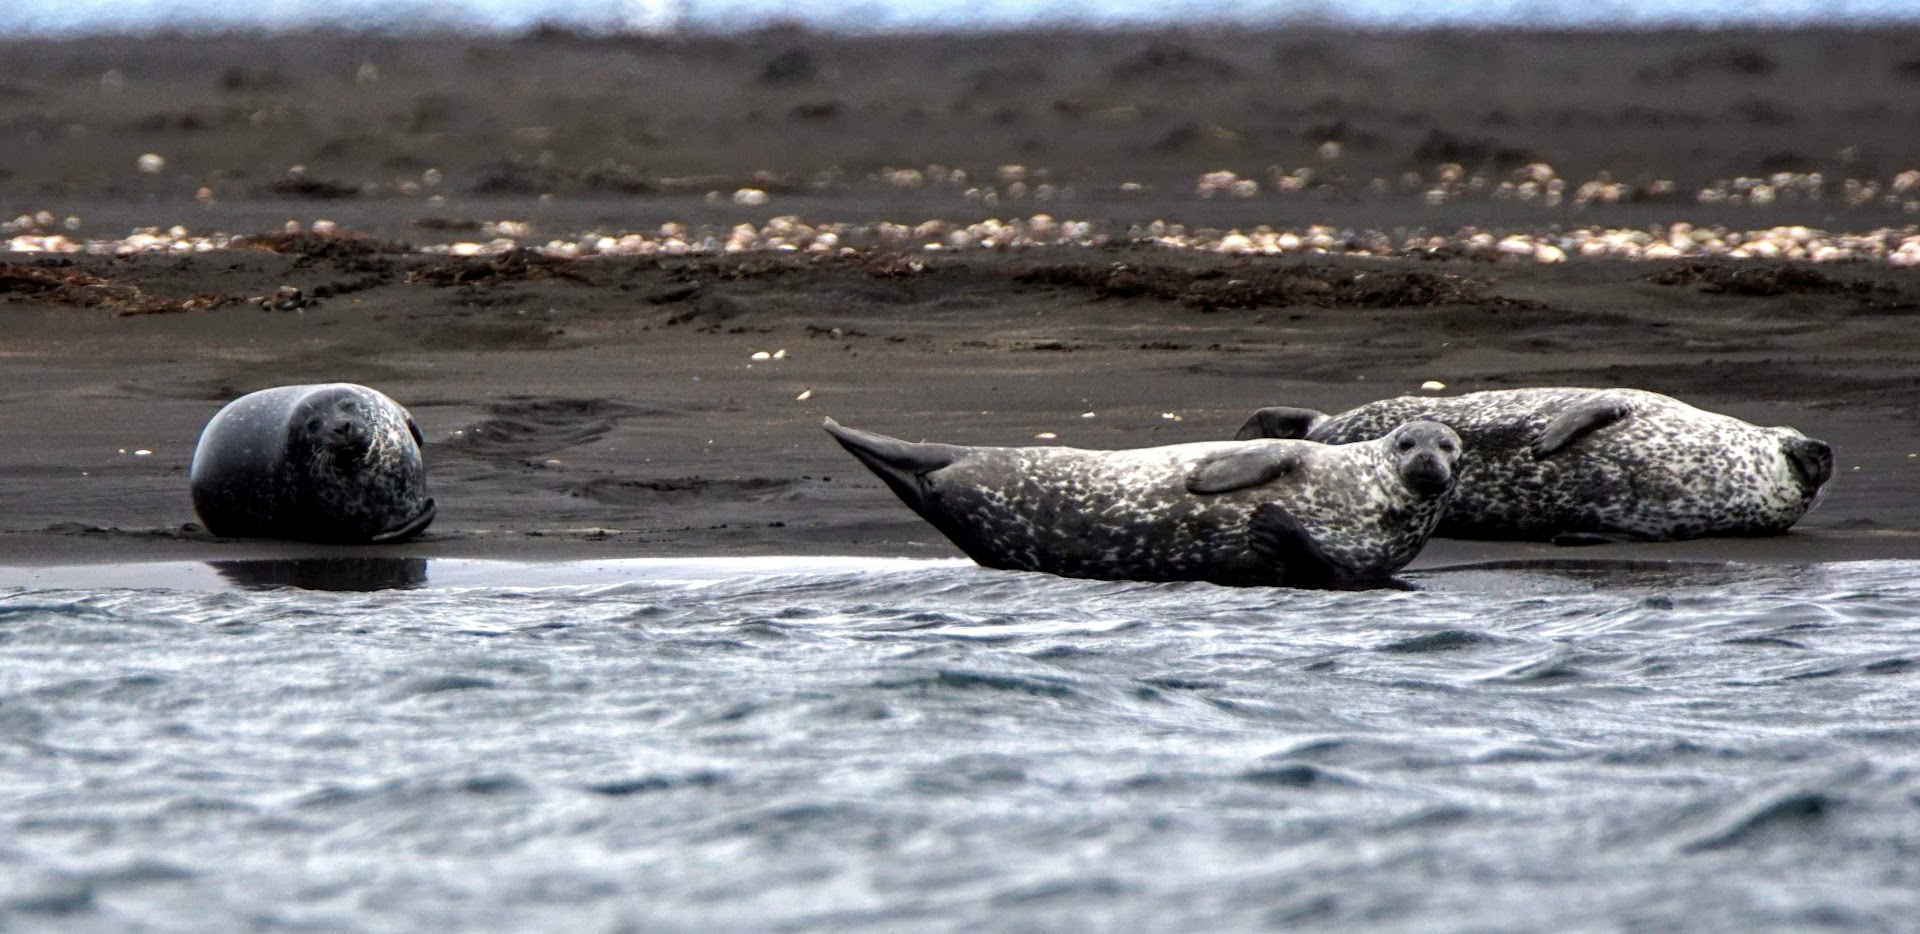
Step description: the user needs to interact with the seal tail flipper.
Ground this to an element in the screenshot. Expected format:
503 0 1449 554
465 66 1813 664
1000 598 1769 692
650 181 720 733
370 497 436 544
1530 398 1632 459
823 418 970 510
1784 437 1834 492
1247 502 1345 587
1235 407 1330 441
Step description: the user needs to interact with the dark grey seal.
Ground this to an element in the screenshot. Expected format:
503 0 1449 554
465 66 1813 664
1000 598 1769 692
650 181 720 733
189 383 436 544
1236 387 1833 543
825 417 1461 588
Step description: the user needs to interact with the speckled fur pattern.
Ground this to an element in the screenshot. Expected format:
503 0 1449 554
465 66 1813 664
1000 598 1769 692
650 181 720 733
1282 388 1831 541
189 384 434 543
832 423 1459 587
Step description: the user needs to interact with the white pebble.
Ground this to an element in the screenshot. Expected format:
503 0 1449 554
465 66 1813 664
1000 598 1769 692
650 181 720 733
1034 432 1058 440
1421 380 1447 391
772 349 787 360
733 188 769 207
133 449 152 456
1080 412 1096 419
795 389 813 402
136 154 165 175
751 351 772 361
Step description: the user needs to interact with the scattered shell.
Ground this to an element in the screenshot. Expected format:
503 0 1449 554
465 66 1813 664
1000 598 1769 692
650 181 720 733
772 349 788 360
1034 432 1058 440
133 449 152 456
751 351 772 361
795 389 813 402
1080 412 1097 419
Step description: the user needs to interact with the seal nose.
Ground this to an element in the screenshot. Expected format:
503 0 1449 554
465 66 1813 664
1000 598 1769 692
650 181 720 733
327 418 371 464
1785 438 1834 492
1403 451 1454 496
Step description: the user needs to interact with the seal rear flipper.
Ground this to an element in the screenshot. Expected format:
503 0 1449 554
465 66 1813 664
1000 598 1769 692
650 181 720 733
1187 447 1302 495
1530 398 1632 459
824 418 973 513
1784 437 1834 492
1247 503 1344 587
822 418 967 474
370 498 436 544
1234 407 1329 441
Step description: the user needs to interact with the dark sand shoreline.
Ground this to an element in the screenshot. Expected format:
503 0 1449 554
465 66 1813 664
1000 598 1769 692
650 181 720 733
5 28 1920 573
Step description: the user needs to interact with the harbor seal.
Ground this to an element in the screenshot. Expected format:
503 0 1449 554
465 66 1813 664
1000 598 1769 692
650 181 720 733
189 383 436 544
1235 387 1833 542
824 417 1462 587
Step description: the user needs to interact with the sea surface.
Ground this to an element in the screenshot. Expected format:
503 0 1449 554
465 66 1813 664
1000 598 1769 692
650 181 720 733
2 557 1919 931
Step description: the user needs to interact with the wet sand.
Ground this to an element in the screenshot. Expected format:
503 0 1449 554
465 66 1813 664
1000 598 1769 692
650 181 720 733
4 27 1920 571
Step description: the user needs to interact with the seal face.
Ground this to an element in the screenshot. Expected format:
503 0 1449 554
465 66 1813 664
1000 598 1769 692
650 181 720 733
189 383 436 544
825 418 1461 587
1236 387 1834 542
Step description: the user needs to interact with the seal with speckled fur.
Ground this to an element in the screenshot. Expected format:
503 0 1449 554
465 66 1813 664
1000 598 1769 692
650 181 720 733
825 417 1462 587
190 383 436 543
1235 387 1833 543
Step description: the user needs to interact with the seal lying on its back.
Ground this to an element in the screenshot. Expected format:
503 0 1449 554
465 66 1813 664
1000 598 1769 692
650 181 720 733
825 418 1462 587
190 383 436 544
1235 387 1833 543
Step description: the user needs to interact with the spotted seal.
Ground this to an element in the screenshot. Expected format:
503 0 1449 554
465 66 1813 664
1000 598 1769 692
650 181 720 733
1235 387 1833 542
825 417 1461 587
190 383 436 543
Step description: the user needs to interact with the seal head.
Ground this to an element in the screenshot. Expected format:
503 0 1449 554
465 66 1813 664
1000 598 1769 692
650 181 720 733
190 383 436 544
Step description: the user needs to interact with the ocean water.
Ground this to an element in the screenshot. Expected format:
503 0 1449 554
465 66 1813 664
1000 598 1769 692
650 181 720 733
2 557 1919 931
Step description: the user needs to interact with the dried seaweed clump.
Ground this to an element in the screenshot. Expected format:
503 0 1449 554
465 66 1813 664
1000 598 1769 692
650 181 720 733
408 248 591 287
0 263 236 316
1014 262 1534 311
1647 261 1908 307
236 229 414 258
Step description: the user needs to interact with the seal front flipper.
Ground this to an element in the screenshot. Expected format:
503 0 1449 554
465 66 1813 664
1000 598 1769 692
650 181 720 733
1186 446 1303 495
370 498 436 544
407 417 425 448
1234 407 1329 441
1247 503 1344 587
1529 398 1632 459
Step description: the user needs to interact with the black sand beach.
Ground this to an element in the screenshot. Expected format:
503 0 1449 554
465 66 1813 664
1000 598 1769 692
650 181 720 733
4 26 1920 569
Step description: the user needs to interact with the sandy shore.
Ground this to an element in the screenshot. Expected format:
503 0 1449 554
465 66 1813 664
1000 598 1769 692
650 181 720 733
3 27 1919 571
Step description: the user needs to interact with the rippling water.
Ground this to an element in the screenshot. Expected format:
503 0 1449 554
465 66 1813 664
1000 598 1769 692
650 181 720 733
3 558 1919 930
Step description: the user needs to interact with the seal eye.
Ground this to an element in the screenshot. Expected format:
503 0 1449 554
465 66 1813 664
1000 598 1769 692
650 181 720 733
1397 438 1415 452
306 418 322 432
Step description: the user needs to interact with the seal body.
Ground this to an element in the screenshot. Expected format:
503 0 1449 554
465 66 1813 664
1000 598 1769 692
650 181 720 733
826 418 1461 587
190 384 436 544
1237 388 1833 542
